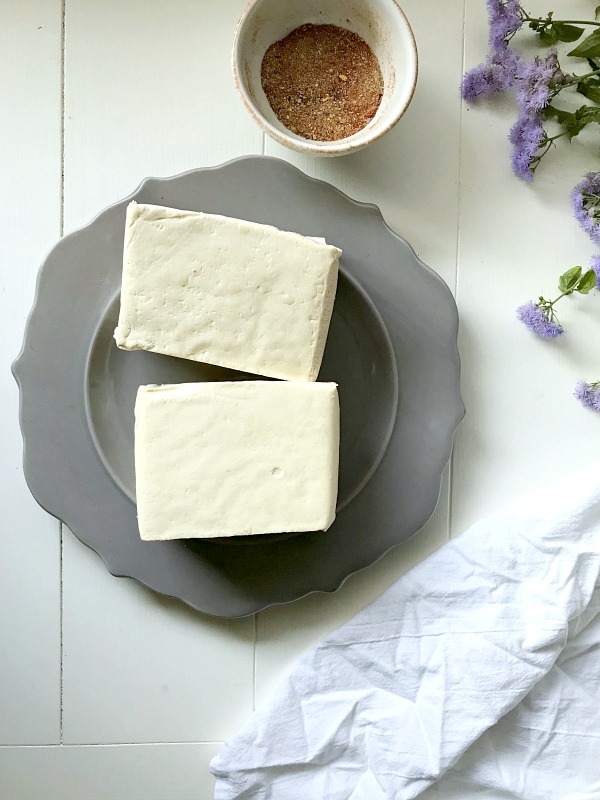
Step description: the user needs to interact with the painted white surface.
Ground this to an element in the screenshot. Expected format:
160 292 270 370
4 0 599 795
452 0 600 534
0 0 62 746
61 533 254 745
62 0 262 235
0 744 219 799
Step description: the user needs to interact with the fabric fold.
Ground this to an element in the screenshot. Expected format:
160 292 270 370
211 463 600 799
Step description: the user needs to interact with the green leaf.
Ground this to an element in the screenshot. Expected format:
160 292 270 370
575 105 600 123
577 81 600 104
544 106 581 138
540 27 559 46
596 6 600 20
576 269 598 294
543 105 600 139
559 266 583 292
553 22 584 43
543 106 573 124
586 56 600 72
568 29 600 58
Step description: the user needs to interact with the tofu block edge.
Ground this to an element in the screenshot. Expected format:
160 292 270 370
134 381 340 540
114 203 342 381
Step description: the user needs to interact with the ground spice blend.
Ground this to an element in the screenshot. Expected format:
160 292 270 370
261 24 384 142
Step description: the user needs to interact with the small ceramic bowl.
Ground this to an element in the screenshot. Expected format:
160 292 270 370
232 0 418 157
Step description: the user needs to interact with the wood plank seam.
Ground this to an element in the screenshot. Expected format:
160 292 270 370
59 0 66 747
449 0 468 543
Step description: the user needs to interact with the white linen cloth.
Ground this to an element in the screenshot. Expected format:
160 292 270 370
210 463 600 799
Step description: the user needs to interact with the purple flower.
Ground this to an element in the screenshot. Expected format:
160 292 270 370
516 301 564 338
491 46 521 89
461 1 522 104
487 0 523 49
590 255 600 289
572 173 600 246
509 112 545 181
461 46 520 102
516 50 563 112
461 63 495 102
574 380 600 411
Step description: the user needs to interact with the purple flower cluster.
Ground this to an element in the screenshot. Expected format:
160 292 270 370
507 51 563 180
462 4 600 411
590 255 600 289
461 46 520 101
487 0 523 49
574 380 600 411
516 301 564 338
515 50 563 113
461 2 522 103
509 113 545 181
572 173 600 246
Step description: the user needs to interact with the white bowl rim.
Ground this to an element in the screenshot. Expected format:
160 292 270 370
231 0 418 156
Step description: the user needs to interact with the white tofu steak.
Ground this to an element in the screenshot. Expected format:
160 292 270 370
114 203 342 381
134 381 340 540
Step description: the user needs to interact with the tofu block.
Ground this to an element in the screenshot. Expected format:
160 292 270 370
114 203 342 381
134 381 340 540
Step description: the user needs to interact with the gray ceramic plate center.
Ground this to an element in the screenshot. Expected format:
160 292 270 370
85 271 398 514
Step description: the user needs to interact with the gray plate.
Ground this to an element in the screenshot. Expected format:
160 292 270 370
13 156 464 618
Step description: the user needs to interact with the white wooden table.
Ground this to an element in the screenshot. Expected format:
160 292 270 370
2 1 599 797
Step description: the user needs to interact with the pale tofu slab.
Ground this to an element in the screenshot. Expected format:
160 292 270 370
134 381 340 540
114 203 342 381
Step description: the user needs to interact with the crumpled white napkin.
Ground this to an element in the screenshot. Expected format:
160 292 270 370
210 463 600 800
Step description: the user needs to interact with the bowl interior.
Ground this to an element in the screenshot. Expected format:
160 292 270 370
234 0 417 153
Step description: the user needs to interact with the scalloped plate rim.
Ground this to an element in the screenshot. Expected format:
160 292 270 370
12 155 465 617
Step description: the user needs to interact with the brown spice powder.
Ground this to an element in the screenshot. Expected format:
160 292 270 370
261 24 384 142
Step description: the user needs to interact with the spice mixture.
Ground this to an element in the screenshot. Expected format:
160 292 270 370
261 24 384 142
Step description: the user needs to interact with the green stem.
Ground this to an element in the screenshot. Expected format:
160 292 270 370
545 70 600 102
548 289 573 305
523 14 600 27
529 132 563 174
573 68 600 80
549 19 600 26
532 141 553 168
529 129 571 175
545 130 570 145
